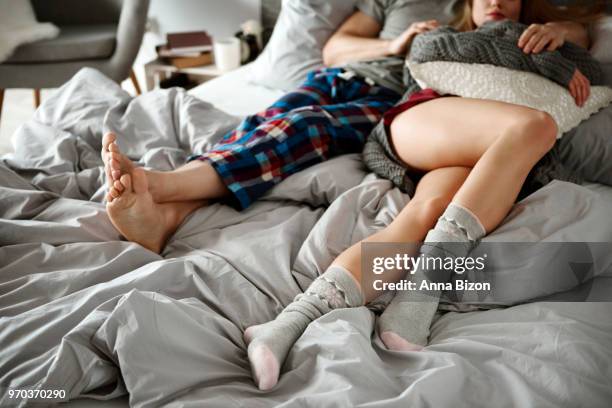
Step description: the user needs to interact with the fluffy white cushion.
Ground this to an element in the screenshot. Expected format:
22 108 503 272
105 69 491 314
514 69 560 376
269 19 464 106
248 0 357 91
0 0 59 62
407 61 612 138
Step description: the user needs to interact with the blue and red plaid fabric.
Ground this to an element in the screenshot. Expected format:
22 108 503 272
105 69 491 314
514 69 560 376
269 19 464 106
190 68 400 209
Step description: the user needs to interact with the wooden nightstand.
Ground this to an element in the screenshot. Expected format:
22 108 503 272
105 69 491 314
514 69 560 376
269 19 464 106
144 59 229 91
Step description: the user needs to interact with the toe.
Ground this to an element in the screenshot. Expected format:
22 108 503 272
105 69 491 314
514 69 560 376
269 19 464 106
102 133 116 151
248 343 280 391
106 192 114 202
110 157 121 170
112 170 121 181
113 180 124 192
109 142 119 153
109 187 121 199
110 152 121 170
120 173 132 192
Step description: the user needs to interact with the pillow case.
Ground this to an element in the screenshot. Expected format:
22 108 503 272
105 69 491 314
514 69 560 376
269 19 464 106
407 61 612 138
590 15 612 87
555 104 612 186
0 0 59 62
590 15 612 65
601 62 612 87
248 0 357 91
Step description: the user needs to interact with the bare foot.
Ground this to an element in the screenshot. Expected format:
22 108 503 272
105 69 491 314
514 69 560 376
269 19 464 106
100 132 172 203
101 133 137 195
106 167 170 253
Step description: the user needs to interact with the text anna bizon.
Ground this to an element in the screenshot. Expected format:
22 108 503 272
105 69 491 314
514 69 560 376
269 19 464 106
370 253 491 292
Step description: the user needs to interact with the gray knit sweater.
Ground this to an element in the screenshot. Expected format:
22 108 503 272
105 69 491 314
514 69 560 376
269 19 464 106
362 20 603 198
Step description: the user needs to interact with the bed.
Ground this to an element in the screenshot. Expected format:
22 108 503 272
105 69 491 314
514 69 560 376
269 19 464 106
2 2 612 408
190 64 283 116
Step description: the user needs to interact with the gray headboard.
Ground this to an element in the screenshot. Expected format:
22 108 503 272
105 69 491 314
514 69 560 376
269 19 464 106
261 0 282 45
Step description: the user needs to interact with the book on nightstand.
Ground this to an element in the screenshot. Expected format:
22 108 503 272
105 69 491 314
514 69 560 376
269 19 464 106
167 52 213 68
156 31 215 69
156 45 214 68
167 31 213 54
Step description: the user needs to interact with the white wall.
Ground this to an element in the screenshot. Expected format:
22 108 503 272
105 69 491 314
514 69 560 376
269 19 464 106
148 0 260 42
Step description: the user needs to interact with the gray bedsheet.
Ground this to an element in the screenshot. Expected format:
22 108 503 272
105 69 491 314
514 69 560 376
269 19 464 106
1 69 611 407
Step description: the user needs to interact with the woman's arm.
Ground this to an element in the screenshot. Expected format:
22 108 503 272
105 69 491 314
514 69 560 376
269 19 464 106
547 21 590 48
322 11 439 66
518 21 589 54
518 21 593 106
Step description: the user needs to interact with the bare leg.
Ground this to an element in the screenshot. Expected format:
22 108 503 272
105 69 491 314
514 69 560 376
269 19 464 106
331 98 557 351
390 97 557 231
331 97 558 295
365 97 557 350
333 166 470 302
101 132 229 203
148 161 229 203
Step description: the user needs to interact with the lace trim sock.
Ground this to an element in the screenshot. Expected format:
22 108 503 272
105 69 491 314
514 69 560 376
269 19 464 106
244 265 364 390
378 202 486 351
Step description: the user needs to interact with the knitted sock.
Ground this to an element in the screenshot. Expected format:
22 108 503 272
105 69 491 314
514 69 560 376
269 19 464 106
244 265 364 390
378 203 486 351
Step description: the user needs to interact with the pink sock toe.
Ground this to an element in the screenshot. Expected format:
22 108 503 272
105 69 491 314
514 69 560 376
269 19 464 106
248 343 280 391
380 331 425 352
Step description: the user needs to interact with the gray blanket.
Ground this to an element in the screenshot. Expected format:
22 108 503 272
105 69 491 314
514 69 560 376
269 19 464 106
1 69 612 407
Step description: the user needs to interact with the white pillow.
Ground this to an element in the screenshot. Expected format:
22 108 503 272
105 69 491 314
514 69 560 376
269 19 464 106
248 0 357 91
0 0 59 62
407 61 612 138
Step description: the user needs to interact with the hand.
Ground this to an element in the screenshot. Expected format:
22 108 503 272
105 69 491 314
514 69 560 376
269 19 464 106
568 69 590 107
388 20 439 56
518 22 567 54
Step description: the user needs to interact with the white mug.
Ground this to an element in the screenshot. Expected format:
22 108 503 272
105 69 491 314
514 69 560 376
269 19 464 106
214 37 241 72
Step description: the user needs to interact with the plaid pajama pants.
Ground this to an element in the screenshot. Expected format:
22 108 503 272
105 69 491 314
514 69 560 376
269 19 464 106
189 67 400 209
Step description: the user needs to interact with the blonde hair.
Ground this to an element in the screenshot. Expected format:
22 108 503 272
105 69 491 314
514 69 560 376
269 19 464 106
450 0 604 32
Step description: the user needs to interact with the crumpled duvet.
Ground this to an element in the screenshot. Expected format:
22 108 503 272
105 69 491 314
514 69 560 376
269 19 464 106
1 68 611 407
